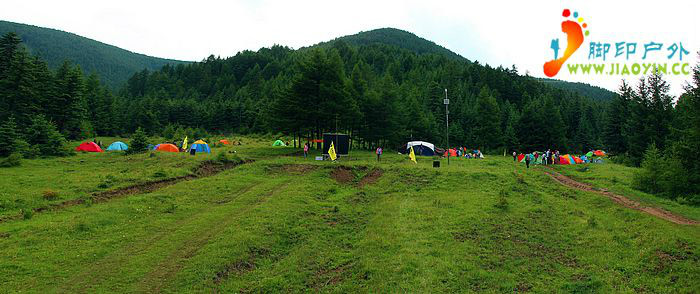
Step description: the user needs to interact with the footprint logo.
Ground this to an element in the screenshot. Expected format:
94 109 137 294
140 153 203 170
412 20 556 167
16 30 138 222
543 9 589 77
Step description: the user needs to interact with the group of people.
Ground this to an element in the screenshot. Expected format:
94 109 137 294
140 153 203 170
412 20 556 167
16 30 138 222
513 149 560 168
446 147 483 159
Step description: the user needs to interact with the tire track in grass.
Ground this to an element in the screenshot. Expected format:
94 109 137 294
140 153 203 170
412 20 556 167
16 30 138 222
0 160 253 224
60 176 264 293
136 180 292 293
544 168 698 225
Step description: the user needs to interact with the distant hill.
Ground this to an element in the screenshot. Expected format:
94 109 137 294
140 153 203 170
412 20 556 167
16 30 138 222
539 78 616 101
0 20 189 88
311 28 465 61
315 28 613 100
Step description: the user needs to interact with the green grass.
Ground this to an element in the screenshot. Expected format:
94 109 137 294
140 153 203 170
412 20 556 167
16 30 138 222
551 161 700 220
0 145 698 292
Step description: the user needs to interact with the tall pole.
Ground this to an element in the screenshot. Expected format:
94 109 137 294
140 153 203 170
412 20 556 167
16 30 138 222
444 88 449 165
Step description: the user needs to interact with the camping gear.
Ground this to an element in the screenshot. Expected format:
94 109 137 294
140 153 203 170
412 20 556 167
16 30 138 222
402 141 436 156
593 150 606 156
190 140 211 153
76 142 103 152
559 154 576 165
323 133 350 156
433 160 440 168
272 140 286 146
573 156 583 164
155 144 180 152
219 139 230 145
585 151 594 158
106 141 128 151
517 154 525 162
443 149 457 157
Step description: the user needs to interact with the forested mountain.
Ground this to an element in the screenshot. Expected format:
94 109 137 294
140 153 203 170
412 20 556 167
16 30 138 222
0 20 188 88
311 28 465 61
539 78 615 101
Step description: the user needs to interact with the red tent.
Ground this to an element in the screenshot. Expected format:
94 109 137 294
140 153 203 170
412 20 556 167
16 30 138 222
76 142 103 152
517 154 525 162
219 139 230 145
593 150 606 156
443 148 457 157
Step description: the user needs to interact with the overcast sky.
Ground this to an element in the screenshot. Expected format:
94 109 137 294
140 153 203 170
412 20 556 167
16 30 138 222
2 0 698 95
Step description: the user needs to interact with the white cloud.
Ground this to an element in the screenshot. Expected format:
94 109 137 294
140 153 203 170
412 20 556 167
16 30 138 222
2 0 697 95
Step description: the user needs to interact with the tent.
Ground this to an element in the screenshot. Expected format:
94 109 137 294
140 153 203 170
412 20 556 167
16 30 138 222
219 139 230 145
573 155 583 164
593 150 606 156
106 141 128 151
585 151 594 158
443 148 457 157
190 140 211 153
76 142 103 152
272 139 286 146
155 143 180 152
403 141 436 156
558 154 576 165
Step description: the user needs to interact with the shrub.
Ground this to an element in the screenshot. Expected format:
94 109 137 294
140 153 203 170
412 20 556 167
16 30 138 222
126 127 150 155
25 115 73 157
0 153 22 167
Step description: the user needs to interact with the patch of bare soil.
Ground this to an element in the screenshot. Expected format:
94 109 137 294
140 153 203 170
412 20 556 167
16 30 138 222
213 247 270 285
0 160 252 224
330 166 354 185
357 169 383 188
544 169 699 225
269 164 319 174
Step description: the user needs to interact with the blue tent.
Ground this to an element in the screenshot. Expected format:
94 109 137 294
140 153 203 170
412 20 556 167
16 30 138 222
106 141 128 151
190 140 211 153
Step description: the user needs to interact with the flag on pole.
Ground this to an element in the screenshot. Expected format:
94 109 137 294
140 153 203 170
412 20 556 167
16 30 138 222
328 141 337 161
409 146 417 164
182 136 188 150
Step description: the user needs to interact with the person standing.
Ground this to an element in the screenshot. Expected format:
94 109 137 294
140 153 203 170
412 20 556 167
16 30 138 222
303 142 309 159
512 151 517 161
376 147 383 161
525 153 532 169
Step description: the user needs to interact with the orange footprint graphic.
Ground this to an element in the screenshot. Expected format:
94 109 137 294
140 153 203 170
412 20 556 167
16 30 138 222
544 9 589 77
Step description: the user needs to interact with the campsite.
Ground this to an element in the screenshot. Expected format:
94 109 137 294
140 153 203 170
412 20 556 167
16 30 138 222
1 2 700 292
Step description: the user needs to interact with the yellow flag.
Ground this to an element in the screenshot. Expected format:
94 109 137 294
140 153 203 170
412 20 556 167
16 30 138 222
328 141 337 161
409 146 417 164
182 136 188 150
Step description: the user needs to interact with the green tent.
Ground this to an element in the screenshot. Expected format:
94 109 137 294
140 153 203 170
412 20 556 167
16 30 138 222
272 140 286 146
585 151 594 157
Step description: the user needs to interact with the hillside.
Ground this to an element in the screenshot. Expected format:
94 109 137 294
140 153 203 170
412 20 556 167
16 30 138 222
312 27 465 61
0 20 188 88
539 78 616 101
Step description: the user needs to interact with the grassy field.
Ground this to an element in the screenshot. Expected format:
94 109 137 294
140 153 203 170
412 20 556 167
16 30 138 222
0 141 698 292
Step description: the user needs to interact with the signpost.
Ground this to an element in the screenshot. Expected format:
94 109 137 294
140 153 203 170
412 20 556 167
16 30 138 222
444 88 449 165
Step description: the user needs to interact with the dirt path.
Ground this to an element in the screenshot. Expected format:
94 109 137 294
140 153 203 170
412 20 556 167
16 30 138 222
0 160 252 224
136 180 292 293
543 169 698 225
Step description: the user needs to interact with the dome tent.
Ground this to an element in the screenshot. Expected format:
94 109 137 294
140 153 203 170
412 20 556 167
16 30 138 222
76 142 103 152
190 140 211 153
272 140 286 146
154 144 180 152
401 141 436 156
106 141 128 151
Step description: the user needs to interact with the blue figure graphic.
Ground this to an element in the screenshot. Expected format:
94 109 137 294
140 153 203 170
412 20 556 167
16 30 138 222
550 38 560 59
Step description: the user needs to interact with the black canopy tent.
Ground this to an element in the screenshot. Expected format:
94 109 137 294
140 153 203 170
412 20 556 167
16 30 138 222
322 133 350 155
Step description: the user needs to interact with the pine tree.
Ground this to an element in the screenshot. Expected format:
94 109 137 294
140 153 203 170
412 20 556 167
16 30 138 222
474 86 501 151
0 117 19 157
603 81 632 154
25 115 72 157
126 127 150 155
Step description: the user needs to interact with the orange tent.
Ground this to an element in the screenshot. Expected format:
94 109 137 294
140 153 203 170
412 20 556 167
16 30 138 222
573 156 583 164
219 139 230 145
593 150 606 156
76 142 103 152
155 143 180 152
